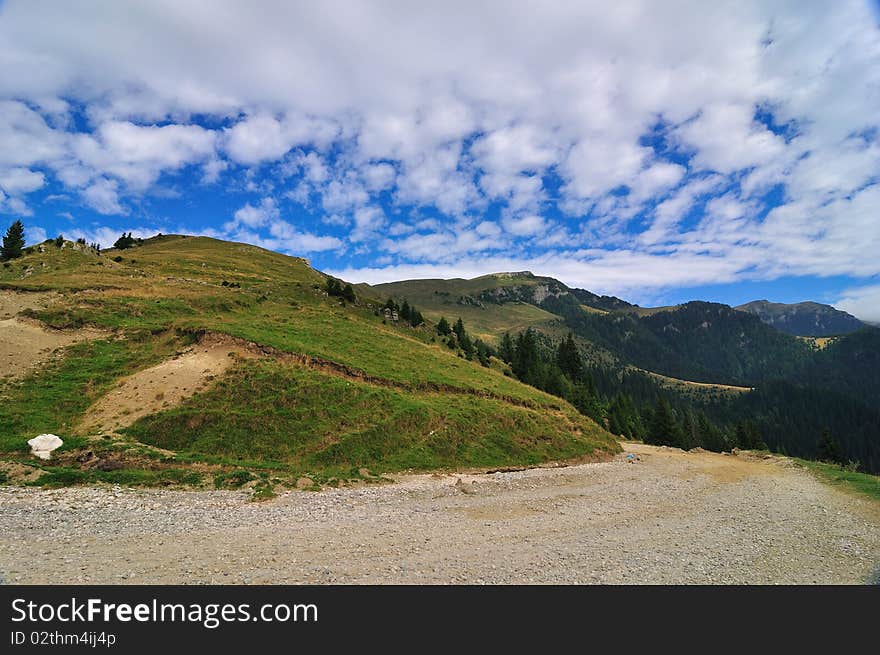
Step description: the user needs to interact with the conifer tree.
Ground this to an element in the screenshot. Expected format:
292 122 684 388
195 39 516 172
817 428 843 464
1 220 25 260
499 332 515 363
648 396 680 447
436 316 451 335
512 329 540 383
556 332 582 382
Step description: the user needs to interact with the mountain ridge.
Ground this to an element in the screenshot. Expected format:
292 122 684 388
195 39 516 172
734 299 864 337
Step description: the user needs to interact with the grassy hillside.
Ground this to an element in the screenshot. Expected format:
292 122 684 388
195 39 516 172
368 274 564 342
0 236 618 490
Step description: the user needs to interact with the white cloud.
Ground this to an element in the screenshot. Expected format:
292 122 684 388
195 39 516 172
24 225 46 244
501 214 547 237
674 103 788 174
82 178 125 215
836 283 880 323
73 121 217 190
0 167 45 194
0 101 66 167
351 205 387 242
266 218 344 253
0 0 878 294
224 113 337 165
229 197 279 229
361 162 396 192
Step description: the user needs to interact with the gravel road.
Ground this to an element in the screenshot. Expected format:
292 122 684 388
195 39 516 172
1 444 878 584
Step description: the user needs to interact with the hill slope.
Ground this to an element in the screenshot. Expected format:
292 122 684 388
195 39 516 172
735 299 864 336
0 236 618 489
371 272 880 473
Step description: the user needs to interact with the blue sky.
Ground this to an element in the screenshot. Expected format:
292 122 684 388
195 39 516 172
1 1 879 319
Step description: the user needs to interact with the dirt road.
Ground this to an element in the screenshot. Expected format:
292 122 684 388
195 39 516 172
0 444 877 584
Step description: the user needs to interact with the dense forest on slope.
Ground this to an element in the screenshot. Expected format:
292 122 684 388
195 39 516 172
486 328 880 474
540 296 813 385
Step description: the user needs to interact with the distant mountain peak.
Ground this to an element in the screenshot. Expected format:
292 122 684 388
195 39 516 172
735 299 863 337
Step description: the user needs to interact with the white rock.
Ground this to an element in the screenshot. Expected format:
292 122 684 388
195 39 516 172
28 434 63 460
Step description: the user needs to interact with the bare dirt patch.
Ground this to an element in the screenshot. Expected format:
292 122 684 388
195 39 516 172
0 317 105 381
0 460 45 484
77 337 255 435
0 290 60 319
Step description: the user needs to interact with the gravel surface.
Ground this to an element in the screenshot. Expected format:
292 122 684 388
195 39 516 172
1 444 878 584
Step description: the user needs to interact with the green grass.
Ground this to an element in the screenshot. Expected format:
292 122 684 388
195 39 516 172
1 235 619 486
8 236 566 407
798 459 880 502
0 337 177 453
368 275 564 342
31 466 203 488
125 360 618 475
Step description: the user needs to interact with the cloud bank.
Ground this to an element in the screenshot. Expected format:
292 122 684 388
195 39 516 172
0 1 878 308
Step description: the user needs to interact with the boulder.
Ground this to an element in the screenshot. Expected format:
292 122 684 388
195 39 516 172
28 434 63 460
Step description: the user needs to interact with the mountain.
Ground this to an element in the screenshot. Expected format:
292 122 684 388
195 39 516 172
370 271 632 343
735 299 864 337
0 236 617 489
373 272 880 472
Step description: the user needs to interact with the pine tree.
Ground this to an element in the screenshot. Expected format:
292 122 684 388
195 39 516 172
436 316 451 335
342 283 356 303
410 309 424 327
400 300 412 322
1 220 25 260
453 317 466 341
512 329 540 383
556 332 582 382
326 278 341 296
571 383 603 424
499 332 515 363
113 232 138 249
648 396 680 447
697 412 725 452
459 331 474 359
680 409 700 451
474 339 492 367
607 394 629 437
817 428 843 464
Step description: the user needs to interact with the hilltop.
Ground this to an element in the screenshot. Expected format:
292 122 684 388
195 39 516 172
0 235 618 491
735 299 864 337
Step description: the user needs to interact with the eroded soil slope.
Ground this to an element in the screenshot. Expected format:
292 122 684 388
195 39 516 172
77 336 255 435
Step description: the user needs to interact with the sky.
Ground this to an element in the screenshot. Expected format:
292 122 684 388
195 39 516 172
1 1 879 320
